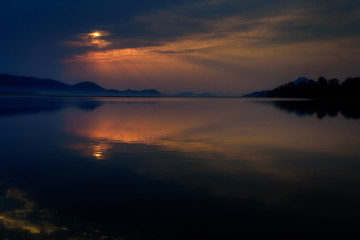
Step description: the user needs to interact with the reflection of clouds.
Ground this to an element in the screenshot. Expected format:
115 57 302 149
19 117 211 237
71 141 112 160
0 188 60 234
0 188 128 239
64 99 360 162
92 142 112 160
0 215 58 234
64 104 220 159
6 188 37 210
62 99 360 196
72 126 214 152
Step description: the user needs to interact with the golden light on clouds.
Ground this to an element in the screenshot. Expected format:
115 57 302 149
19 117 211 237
65 30 112 48
64 38 217 63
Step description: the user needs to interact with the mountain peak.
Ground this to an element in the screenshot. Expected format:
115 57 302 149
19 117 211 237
72 81 105 91
293 77 310 85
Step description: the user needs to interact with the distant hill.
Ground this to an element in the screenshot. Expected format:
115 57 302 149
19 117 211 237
242 90 270 98
0 74 164 97
172 92 217 98
244 77 360 99
72 81 105 92
107 88 163 97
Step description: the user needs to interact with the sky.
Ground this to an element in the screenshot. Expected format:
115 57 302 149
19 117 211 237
1 0 360 95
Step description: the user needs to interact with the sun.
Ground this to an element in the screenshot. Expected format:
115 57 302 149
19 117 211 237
90 32 101 37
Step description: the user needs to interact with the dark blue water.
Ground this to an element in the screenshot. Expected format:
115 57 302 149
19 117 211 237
1 97 360 239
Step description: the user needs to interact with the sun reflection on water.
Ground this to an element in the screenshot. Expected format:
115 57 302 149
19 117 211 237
91 142 112 160
64 99 360 164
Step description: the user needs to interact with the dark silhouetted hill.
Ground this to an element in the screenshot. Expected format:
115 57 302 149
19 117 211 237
244 77 360 99
72 81 106 92
0 74 70 92
107 88 163 96
243 90 270 98
0 74 164 96
172 92 217 97
293 77 310 85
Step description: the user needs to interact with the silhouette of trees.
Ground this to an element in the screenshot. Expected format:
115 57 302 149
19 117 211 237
268 77 360 98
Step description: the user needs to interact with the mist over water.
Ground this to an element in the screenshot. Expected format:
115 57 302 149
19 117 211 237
1 97 360 239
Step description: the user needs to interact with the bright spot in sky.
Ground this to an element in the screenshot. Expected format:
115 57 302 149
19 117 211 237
90 32 101 37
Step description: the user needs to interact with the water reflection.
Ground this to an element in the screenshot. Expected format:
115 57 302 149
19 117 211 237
62 98 360 213
0 186 131 239
1 97 360 238
0 97 102 117
0 188 62 235
268 99 360 119
64 98 360 162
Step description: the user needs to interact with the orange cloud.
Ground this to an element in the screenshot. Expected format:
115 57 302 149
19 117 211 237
63 38 217 63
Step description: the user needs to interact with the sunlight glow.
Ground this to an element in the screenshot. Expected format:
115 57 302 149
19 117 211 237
64 31 112 48
91 143 112 160
90 32 101 37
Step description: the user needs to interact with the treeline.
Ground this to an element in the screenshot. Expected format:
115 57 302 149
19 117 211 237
268 77 360 98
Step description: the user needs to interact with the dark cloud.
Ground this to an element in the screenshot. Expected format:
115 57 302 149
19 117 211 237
130 0 360 45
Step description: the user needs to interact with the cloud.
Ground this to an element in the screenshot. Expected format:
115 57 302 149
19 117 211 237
65 31 112 48
1 0 360 94
63 37 218 63
130 0 360 46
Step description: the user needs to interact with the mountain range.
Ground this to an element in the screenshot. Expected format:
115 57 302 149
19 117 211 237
5 74 357 99
0 74 163 97
0 74 219 97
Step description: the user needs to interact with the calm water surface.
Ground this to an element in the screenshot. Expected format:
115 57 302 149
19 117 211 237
0 97 360 239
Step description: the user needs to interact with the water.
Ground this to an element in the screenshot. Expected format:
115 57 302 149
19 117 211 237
0 97 360 239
